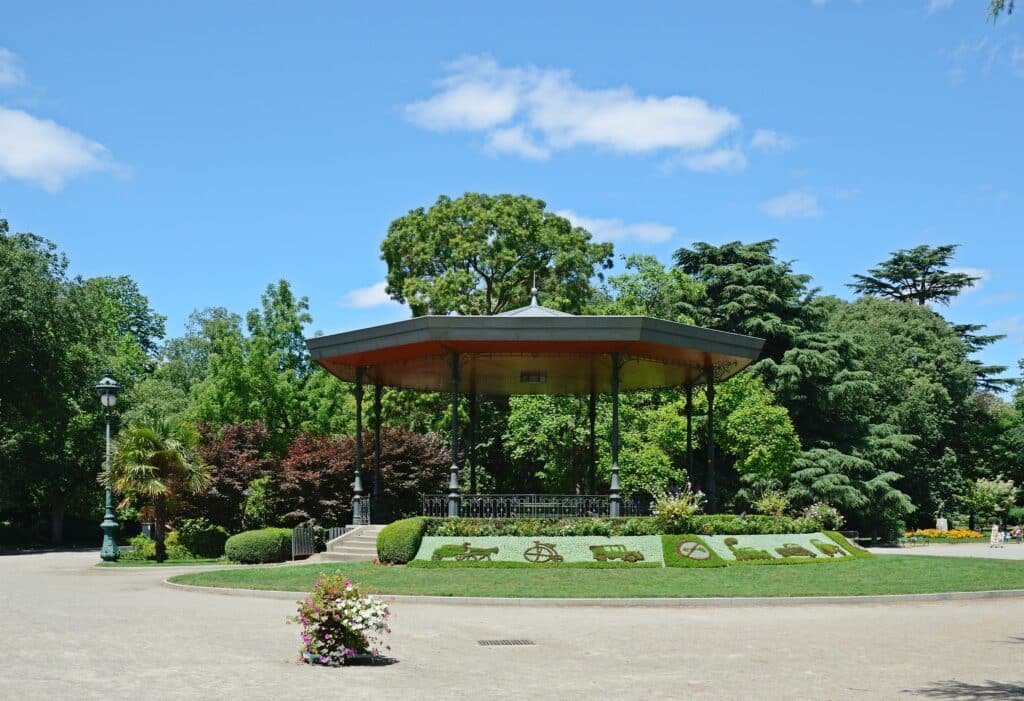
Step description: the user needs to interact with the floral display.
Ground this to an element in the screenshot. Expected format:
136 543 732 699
415 536 665 564
905 528 984 540
413 532 862 565
292 574 390 666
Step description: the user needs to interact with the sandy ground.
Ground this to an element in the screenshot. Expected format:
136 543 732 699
1 550 1023 701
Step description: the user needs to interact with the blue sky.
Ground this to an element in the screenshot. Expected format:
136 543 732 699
1 1 1022 377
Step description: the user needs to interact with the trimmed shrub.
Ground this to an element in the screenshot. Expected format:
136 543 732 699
121 533 157 561
377 517 427 564
178 518 230 558
420 515 812 538
224 527 292 563
120 532 193 561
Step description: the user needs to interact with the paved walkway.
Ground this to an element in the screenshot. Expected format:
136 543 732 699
869 542 1024 560
2 551 1023 700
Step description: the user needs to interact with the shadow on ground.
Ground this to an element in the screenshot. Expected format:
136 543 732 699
909 679 1024 699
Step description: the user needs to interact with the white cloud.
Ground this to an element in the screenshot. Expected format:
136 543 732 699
811 0 829 7
0 48 26 87
947 36 1024 84
979 292 1018 305
950 267 990 293
556 209 675 244
0 106 119 192
927 0 955 14
674 147 747 173
991 315 1024 343
750 128 794 152
485 125 550 160
760 190 823 219
341 281 403 309
406 55 740 163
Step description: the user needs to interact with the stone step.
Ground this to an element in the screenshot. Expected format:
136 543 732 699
328 533 378 544
331 544 377 554
320 525 385 562
317 551 377 563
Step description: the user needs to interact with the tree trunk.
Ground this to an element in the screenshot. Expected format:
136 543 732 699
49 488 65 546
154 498 167 562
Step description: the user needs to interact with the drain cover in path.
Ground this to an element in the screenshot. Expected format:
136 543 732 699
477 639 536 647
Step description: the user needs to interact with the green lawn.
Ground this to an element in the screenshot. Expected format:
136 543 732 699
169 555 1024 598
98 558 222 567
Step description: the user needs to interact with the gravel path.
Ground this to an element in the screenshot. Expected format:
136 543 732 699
2 550 1023 700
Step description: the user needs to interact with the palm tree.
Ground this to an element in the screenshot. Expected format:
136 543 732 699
104 417 211 562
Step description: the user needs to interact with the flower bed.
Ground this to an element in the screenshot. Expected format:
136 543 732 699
905 528 984 541
411 532 864 567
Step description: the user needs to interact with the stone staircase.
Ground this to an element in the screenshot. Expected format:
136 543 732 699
318 525 384 562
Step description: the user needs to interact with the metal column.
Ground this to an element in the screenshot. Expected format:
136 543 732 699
469 392 478 494
588 388 597 495
684 383 694 491
373 382 383 521
447 352 461 517
609 353 622 517
704 369 716 514
352 367 367 525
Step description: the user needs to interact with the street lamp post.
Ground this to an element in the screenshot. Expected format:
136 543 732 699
96 370 120 562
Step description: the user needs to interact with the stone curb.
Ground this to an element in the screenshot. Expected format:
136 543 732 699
161 579 1024 607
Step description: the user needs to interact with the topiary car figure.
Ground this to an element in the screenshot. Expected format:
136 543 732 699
431 543 469 560
774 542 817 558
810 538 845 557
589 544 645 563
723 537 774 561
431 542 500 561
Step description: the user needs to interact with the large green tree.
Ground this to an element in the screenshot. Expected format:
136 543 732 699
848 244 979 307
381 193 613 315
191 280 318 453
673 239 814 363
1 218 164 543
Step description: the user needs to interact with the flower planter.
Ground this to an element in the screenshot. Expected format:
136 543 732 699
302 650 377 666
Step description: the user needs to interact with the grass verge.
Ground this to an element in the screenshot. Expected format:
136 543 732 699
98 558 222 567
169 555 1024 598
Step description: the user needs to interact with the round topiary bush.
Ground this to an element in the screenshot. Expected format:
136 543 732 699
224 527 292 563
377 517 427 564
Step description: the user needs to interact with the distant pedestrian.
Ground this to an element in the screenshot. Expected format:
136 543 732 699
1012 525 1022 545
990 523 1002 548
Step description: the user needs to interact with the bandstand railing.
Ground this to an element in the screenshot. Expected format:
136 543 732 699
421 494 652 519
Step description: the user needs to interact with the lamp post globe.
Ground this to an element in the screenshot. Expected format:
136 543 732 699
95 370 120 562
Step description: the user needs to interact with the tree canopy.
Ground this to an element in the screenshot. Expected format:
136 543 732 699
848 244 979 306
381 193 613 315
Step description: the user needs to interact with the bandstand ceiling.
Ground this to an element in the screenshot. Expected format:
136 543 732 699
307 307 765 395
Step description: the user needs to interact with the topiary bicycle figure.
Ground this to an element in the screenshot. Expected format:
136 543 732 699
523 541 564 563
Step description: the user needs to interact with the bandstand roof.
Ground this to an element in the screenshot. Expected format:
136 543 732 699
307 299 764 395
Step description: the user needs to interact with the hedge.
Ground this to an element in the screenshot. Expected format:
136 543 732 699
224 528 292 564
421 515 818 538
376 517 427 564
